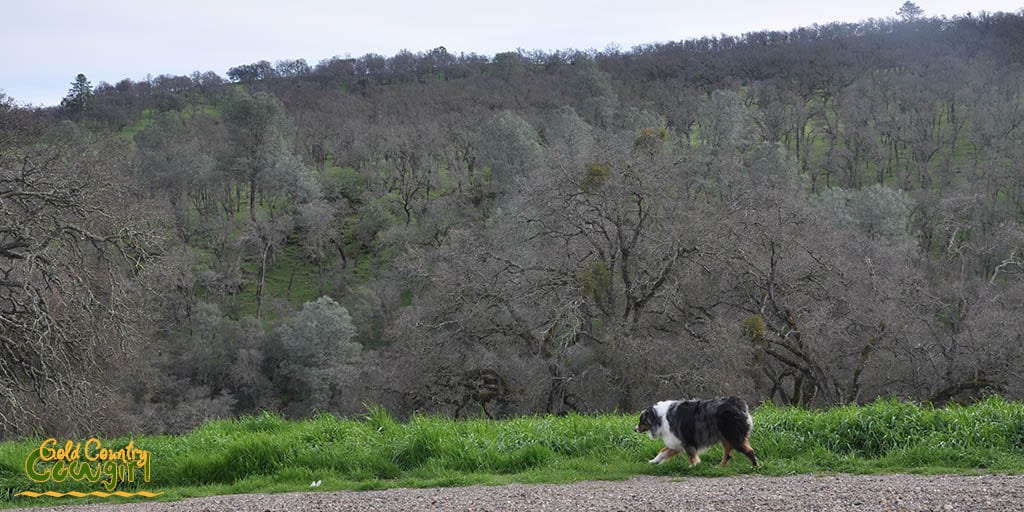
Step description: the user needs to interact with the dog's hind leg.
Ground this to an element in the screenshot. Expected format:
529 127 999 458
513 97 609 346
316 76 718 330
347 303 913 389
736 439 759 467
719 440 734 467
719 411 758 467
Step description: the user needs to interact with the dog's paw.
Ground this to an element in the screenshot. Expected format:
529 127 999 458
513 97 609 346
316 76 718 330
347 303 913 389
648 458 661 464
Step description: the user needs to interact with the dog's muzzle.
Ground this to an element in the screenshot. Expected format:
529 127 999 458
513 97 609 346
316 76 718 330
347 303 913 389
635 424 649 433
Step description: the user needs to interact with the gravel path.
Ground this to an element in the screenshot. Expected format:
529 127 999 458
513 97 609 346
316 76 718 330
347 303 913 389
10 474 1024 512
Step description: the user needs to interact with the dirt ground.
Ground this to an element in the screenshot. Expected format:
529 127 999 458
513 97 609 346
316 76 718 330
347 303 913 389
10 473 1024 512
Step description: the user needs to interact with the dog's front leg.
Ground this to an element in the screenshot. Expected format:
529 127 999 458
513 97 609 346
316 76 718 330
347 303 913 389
649 447 679 464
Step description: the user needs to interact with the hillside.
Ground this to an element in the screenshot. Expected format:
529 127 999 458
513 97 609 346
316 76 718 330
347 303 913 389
2 10 1024 437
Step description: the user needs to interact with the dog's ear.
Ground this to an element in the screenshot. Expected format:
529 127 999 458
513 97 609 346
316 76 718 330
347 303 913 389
639 407 656 425
635 408 652 433
645 407 661 432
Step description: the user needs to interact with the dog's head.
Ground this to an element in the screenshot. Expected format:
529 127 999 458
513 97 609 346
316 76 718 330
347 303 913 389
634 406 660 438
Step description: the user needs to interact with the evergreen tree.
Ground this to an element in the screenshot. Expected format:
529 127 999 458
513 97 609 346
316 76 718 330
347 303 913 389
897 1 924 22
60 73 93 114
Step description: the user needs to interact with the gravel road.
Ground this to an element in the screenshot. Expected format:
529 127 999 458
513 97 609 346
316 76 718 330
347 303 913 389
10 474 1024 512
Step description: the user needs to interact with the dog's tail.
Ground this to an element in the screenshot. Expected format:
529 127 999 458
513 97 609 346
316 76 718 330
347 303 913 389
719 397 759 467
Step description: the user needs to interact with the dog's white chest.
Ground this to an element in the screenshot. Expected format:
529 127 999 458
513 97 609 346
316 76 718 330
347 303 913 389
657 415 684 450
660 430 684 450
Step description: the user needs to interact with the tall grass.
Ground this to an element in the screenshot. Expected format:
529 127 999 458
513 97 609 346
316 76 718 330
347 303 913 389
2 397 1023 507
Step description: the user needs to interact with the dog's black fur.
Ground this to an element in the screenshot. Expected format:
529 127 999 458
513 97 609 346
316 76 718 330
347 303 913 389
635 397 758 467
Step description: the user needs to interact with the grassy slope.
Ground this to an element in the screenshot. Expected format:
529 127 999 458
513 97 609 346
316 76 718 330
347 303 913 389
2 397 1023 508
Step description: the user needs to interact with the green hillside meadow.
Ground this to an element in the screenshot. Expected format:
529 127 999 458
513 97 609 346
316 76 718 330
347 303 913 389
2 397 1023 508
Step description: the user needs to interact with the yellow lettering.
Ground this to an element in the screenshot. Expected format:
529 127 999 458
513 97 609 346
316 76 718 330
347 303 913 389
24 437 154 492
38 438 57 462
54 440 78 461
84 438 102 461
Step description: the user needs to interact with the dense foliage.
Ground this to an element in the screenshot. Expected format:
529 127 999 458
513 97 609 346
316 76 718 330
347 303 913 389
2 9 1024 436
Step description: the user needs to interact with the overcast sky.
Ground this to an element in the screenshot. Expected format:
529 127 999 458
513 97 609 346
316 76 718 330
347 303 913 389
2 0 1021 106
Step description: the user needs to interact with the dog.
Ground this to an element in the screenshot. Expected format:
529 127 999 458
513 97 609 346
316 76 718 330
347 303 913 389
635 396 758 467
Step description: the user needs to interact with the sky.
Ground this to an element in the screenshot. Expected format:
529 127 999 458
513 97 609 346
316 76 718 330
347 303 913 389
2 0 1021 107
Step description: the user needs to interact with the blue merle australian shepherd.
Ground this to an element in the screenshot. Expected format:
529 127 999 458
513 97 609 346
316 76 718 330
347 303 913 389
635 397 759 467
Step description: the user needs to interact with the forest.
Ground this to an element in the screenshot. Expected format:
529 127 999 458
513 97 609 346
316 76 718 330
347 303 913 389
2 8 1024 438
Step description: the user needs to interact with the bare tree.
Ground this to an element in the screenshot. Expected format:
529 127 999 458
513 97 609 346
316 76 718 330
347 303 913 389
241 215 294 319
222 90 294 222
1 105 158 434
395 125 715 414
720 184 928 405
298 199 347 293
135 111 217 242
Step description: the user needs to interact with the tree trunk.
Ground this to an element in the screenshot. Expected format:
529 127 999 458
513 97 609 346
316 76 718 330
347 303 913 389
256 242 270 319
249 175 258 223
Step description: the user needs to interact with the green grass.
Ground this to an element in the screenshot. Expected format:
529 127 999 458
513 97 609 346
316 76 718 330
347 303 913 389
117 104 222 140
182 186 348 321
116 108 156 139
229 240 325 321
2 397 1023 508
